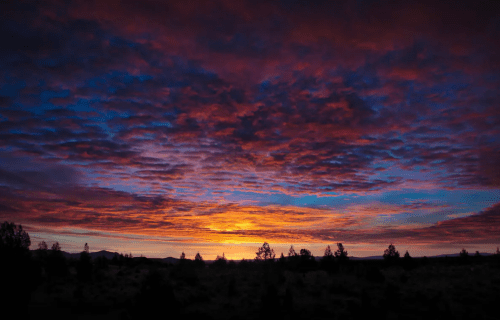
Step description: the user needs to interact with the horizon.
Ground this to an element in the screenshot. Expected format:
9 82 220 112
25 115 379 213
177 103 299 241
39 247 496 260
1 0 499 261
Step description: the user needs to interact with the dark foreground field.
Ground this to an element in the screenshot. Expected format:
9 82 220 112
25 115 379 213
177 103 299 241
6 252 500 320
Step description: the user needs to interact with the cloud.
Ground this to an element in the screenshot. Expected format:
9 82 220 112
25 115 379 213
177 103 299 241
0 0 499 252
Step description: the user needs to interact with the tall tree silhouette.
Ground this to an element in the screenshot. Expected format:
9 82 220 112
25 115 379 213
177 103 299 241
47 241 68 277
0 221 35 310
334 243 348 262
77 242 92 282
324 245 333 257
194 252 205 268
0 221 30 252
255 242 275 261
321 245 337 273
383 244 400 264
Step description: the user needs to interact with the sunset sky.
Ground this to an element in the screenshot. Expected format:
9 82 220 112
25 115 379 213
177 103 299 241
1 0 499 259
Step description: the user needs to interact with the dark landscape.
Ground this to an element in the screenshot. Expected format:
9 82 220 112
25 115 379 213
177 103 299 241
1 1 500 319
2 221 500 320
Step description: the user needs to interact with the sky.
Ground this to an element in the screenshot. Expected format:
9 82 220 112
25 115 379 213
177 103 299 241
1 0 499 259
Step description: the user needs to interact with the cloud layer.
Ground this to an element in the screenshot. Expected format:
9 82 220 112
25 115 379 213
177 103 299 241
1 0 499 256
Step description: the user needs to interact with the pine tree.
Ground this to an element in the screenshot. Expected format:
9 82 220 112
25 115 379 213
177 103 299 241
383 244 400 264
324 245 333 257
334 243 348 261
194 252 205 268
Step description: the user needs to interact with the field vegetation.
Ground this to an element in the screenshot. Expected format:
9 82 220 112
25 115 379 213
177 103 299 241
2 222 500 320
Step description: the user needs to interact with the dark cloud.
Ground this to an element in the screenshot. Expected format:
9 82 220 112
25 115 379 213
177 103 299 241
0 0 499 251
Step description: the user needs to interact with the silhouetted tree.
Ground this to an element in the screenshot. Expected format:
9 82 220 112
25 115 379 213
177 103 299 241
217 252 226 261
496 247 500 255
288 245 297 257
459 248 468 261
194 252 205 268
402 250 415 270
47 241 68 277
334 243 348 262
298 248 317 272
383 244 400 264
0 221 36 309
324 245 333 257
278 252 286 266
51 242 61 251
111 253 121 266
38 241 48 251
300 248 312 257
180 251 186 260
212 253 227 268
35 241 49 262
0 221 30 252
77 243 92 282
255 242 276 261
321 245 337 273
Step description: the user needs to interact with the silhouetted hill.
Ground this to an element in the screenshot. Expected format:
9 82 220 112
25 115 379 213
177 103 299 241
349 255 385 260
161 257 179 264
89 250 121 260
31 249 120 260
433 252 492 258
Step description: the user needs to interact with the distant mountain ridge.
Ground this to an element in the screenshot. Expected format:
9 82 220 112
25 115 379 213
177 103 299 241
30 249 495 262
